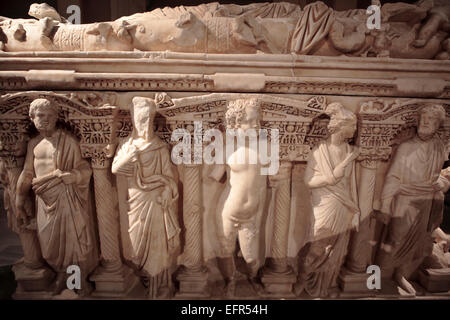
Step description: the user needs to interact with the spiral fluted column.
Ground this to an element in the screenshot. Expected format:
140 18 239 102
176 164 209 297
90 158 137 297
261 161 296 296
92 163 122 267
181 164 203 269
271 162 292 268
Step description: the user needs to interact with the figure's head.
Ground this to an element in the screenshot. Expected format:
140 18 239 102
28 3 40 16
418 104 445 140
131 96 156 139
325 102 357 139
28 3 55 18
29 98 58 133
225 98 261 131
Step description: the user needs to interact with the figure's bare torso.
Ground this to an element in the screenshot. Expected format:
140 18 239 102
224 145 266 221
33 137 56 177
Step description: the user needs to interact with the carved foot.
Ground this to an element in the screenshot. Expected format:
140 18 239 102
53 272 68 295
155 286 172 299
395 273 416 296
77 279 94 297
53 289 79 300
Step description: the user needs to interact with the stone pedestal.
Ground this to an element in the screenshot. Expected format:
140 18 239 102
175 266 209 298
90 263 139 298
419 268 450 293
12 263 55 299
261 262 296 298
338 268 374 297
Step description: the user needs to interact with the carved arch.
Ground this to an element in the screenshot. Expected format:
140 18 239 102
358 99 450 165
135 92 331 162
0 91 119 167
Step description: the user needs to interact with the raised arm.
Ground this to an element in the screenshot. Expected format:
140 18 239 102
304 149 335 189
111 140 136 176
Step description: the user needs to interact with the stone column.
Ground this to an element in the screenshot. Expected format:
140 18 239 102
5 160 54 299
176 164 209 297
89 157 138 297
261 161 296 296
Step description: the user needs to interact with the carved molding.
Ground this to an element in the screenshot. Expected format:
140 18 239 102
1 53 450 98
2 75 450 99
1 92 448 166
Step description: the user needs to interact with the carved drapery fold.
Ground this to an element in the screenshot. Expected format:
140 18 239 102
1 90 449 298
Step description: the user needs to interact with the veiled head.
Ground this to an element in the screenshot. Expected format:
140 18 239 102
131 96 156 138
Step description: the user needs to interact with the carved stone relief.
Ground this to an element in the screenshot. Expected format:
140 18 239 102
0 1 449 301
0 89 448 299
1 1 449 60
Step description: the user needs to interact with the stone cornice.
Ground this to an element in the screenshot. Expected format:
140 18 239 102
0 52 449 98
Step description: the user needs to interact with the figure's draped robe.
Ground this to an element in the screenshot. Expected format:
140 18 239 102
302 141 359 297
114 136 180 297
30 130 98 274
377 136 447 276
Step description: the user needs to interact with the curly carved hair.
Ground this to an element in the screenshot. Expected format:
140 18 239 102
29 98 58 119
419 104 446 127
225 98 261 129
324 102 357 134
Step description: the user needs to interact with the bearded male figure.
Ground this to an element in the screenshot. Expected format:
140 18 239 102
375 104 449 295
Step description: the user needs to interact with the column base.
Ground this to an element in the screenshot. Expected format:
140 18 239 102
12 262 55 299
418 268 450 293
260 267 296 297
175 266 210 298
90 263 139 298
338 268 375 297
